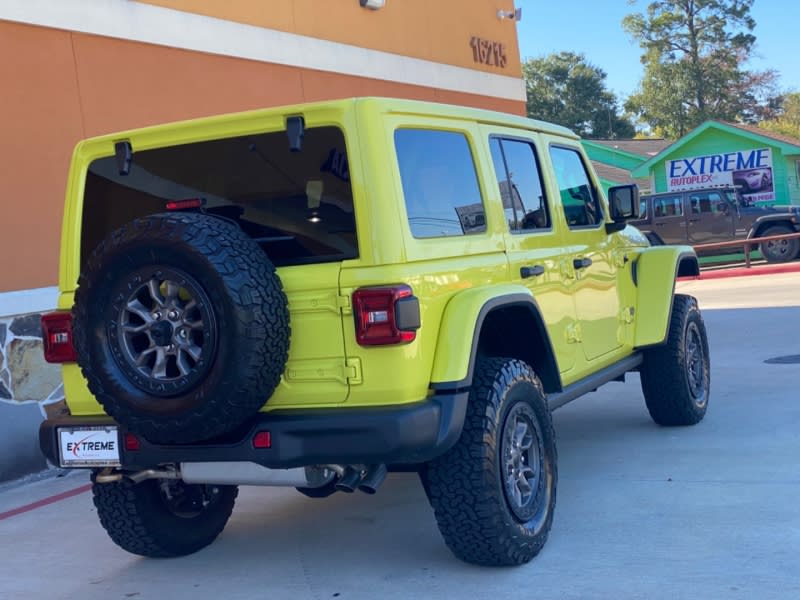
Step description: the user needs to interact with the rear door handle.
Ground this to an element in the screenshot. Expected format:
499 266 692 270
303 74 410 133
573 257 592 270
520 265 545 279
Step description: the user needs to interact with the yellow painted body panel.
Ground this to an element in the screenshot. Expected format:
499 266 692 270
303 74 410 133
430 283 532 384
633 245 695 347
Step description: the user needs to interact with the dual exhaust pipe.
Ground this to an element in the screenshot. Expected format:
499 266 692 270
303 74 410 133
334 464 387 495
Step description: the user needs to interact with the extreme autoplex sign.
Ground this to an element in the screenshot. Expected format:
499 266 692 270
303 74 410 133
667 148 773 192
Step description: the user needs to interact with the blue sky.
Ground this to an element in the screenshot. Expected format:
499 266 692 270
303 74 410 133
515 0 798 101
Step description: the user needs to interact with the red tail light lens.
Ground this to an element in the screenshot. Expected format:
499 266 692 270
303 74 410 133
353 285 420 346
41 312 78 363
124 433 141 451
253 431 272 449
165 198 204 210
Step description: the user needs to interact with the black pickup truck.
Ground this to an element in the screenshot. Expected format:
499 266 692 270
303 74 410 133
631 186 800 262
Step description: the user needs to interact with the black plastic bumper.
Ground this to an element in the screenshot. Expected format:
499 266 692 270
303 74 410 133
39 392 469 470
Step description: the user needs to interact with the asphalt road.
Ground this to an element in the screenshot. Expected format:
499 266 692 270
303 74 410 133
1 273 799 600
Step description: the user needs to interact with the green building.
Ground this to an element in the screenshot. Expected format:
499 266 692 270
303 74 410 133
584 122 800 207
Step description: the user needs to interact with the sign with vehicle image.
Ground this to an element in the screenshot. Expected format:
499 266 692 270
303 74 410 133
667 148 774 204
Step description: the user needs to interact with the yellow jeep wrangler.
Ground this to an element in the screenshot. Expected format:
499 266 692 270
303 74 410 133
39 98 709 566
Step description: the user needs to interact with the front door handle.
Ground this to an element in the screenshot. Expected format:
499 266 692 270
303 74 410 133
573 257 592 270
520 265 545 279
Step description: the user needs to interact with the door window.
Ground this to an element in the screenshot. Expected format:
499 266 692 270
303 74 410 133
653 194 684 217
489 138 550 233
549 146 602 228
689 191 725 214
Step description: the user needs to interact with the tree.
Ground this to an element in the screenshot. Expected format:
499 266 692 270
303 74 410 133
522 52 635 139
623 0 779 137
760 92 800 140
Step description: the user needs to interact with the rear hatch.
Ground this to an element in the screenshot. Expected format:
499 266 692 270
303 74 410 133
71 121 357 413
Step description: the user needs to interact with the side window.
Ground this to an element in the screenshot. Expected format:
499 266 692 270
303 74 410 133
394 129 485 238
690 191 723 214
549 146 602 228
653 194 684 217
489 137 550 233
639 199 648 219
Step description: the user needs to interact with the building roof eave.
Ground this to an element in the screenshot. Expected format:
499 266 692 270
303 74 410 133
630 120 800 178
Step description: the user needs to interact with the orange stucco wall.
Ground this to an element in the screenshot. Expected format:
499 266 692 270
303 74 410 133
0 17 523 293
139 0 523 77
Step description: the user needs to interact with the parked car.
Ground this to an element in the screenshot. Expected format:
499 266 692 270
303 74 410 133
631 186 800 262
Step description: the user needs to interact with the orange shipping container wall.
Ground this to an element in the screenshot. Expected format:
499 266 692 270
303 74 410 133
0 0 524 294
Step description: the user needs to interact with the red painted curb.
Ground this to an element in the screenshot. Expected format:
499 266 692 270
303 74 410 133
679 263 800 281
0 483 92 521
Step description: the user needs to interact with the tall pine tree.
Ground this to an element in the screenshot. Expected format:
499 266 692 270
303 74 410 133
623 0 778 137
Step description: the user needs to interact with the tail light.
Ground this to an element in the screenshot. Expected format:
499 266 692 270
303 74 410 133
165 198 204 210
124 433 141 451
252 431 272 449
41 312 78 363
352 285 420 346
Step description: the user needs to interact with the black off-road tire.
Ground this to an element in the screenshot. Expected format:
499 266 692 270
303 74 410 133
74 212 290 444
759 225 800 263
92 475 238 558
640 294 710 426
422 357 557 566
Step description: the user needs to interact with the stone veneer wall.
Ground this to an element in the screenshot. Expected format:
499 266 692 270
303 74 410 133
0 312 64 482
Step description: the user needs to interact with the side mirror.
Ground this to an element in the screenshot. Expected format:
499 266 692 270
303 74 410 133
606 184 640 233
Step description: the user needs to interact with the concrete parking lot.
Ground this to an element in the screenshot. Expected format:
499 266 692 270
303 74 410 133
1 273 799 600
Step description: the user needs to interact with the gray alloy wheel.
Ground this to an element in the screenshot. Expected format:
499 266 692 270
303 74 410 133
115 268 217 396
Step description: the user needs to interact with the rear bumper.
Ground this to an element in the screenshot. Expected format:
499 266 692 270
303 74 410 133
39 392 468 470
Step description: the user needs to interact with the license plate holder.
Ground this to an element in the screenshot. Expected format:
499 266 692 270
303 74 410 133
58 426 121 467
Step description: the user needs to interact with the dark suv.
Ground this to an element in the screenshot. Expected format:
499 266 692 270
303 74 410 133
631 187 800 262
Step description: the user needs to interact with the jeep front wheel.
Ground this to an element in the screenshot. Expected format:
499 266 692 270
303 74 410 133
640 294 710 426
759 225 800 263
92 475 238 557
73 212 290 444
422 357 557 566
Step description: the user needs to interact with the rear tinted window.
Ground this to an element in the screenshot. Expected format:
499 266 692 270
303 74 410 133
394 129 485 238
83 127 357 267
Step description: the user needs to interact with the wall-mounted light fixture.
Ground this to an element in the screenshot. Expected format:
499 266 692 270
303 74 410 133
360 0 386 9
497 8 522 21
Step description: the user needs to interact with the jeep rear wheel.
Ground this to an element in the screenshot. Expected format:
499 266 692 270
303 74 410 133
640 294 710 426
92 475 238 557
74 212 290 444
759 225 800 263
422 357 557 566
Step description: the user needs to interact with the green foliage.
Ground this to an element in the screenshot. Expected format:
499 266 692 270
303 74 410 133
522 52 635 139
624 0 779 137
760 93 800 140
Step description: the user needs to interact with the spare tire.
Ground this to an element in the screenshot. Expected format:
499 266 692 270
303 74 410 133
73 212 290 444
